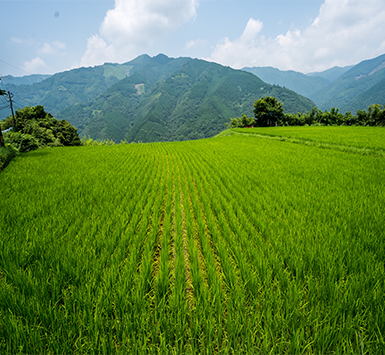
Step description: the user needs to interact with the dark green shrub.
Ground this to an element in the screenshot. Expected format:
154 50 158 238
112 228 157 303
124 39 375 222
5 131 39 153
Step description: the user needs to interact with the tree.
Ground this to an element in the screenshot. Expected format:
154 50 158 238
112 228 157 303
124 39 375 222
229 114 255 128
253 96 285 127
3 105 81 151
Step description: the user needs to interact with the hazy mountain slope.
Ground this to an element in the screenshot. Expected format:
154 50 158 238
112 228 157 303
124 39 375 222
309 53 385 111
306 65 353 82
1 55 152 119
59 56 315 143
342 78 385 113
0 74 52 86
242 66 330 97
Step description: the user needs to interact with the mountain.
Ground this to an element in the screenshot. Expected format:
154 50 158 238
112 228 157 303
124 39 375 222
1 54 315 142
57 55 315 142
306 65 353 82
0 74 52 86
308 53 385 112
341 77 385 113
0 54 152 120
242 55 385 114
242 66 330 97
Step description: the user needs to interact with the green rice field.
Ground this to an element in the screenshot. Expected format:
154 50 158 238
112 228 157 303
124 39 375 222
0 127 384 353
233 126 385 153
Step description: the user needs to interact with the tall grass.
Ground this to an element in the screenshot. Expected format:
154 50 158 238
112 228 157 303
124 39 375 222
0 128 384 353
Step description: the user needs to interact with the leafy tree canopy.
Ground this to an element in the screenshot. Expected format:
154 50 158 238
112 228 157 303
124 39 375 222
2 105 81 152
230 100 385 128
253 96 285 127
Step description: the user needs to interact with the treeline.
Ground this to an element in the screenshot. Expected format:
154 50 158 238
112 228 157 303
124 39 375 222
1 105 81 152
230 96 385 128
284 105 385 126
0 105 144 171
0 105 81 170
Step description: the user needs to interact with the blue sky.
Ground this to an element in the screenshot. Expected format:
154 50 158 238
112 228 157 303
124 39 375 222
1 0 385 77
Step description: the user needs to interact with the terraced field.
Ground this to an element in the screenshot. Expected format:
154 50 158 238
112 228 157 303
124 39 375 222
0 127 384 353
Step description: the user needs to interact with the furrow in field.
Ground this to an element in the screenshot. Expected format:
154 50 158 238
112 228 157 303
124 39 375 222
167 151 190 352
196 143 287 276
191 148 272 291
152 152 170 293
79 148 162 312
135 150 167 294
188 174 224 287
177 168 194 310
169 158 177 294
176 151 219 350
188 153 241 289
112 147 164 326
181 173 209 291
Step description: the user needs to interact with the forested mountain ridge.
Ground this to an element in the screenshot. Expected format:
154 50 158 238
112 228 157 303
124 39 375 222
58 55 315 142
243 53 385 113
0 74 52 86
306 65 353 82
342 77 385 113
0 54 153 119
308 53 385 111
1 54 315 143
242 66 331 97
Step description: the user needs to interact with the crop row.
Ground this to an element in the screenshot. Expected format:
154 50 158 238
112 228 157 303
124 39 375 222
0 133 384 353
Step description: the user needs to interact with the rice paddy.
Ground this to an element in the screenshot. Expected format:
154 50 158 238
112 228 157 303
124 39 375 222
0 127 384 353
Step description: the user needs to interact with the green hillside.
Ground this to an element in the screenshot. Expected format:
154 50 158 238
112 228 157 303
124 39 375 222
242 55 385 115
342 77 385 113
2 54 315 143
309 53 385 111
1 127 384 353
1 54 152 118
0 74 52 86
58 56 315 142
306 65 353 82
242 66 330 97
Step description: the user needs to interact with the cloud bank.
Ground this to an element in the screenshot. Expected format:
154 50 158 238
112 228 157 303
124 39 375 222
23 57 49 74
208 0 385 72
80 0 198 67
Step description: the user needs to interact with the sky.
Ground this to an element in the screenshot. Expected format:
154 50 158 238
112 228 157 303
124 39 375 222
1 0 385 77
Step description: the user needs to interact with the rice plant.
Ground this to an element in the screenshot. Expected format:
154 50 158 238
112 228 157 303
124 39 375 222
0 127 384 353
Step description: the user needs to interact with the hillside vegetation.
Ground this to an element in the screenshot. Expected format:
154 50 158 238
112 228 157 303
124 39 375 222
65 56 314 143
0 54 152 120
1 127 384 353
242 66 330 97
309 53 385 112
1 54 315 143
244 53 385 113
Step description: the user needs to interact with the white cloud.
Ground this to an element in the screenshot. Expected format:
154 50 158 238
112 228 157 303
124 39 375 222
38 41 67 55
207 18 268 69
23 57 49 74
208 0 385 72
80 0 198 67
240 18 263 45
80 35 117 67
